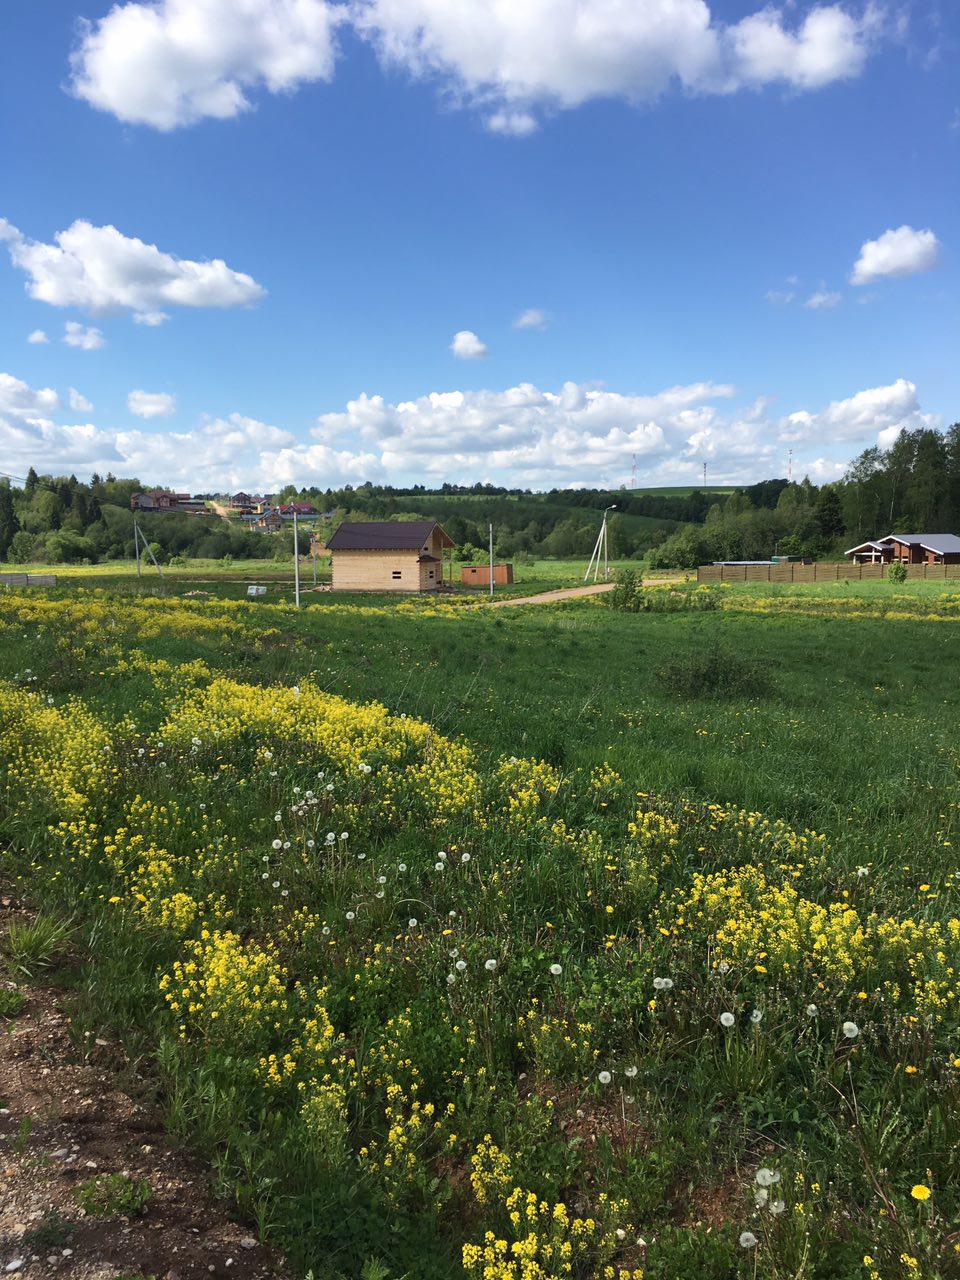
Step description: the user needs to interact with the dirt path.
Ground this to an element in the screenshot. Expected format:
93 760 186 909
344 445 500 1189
0 896 291 1280
491 576 688 607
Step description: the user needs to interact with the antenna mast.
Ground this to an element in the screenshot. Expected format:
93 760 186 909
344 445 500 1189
630 453 637 489
788 448 793 482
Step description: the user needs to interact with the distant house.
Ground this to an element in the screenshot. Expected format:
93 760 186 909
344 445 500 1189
230 491 254 509
278 502 318 521
130 490 187 511
845 533 960 566
255 508 283 532
327 520 455 592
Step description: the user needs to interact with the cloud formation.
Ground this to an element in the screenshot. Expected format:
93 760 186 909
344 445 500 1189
69 0 882 132
804 290 841 309
128 389 177 419
0 372 939 492
71 0 340 129
2 217 265 323
355 0 880 132
780 378 936 444
450 330 489 359
513 308 549 329
27 329 49 345
63 322 106 350
851 225 941 285
69 388 94 413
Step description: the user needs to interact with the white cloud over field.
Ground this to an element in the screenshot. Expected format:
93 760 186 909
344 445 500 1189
0 371 940 491
70 0 883 131
851 225 941 285
1 217 265 324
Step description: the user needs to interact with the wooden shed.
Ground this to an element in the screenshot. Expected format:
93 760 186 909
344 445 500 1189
460 563 514 586
327 520 456 592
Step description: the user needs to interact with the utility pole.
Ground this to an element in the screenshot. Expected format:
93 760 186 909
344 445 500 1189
489 523 495 600
703 461 707 490
293 509 301 609
134 518 141 578
788 448 793 482
584 505 616 582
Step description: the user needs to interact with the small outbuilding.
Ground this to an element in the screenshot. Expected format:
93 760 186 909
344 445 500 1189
845 533 960 565
460 563 514 586
327 520 456 592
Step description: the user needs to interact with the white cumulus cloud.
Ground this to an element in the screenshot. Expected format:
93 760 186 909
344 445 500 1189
779 378 937 444
69 387 94 413
67 0 884 133
70 0 340 130
513 308 549 329
2 217 265 323
128 390 177 419
450 330 489 359
354 0 881 133
850 225 941 285
27 329 49 344
0 373 60 419
63 322 106 350
0 371 942 492
804 290 841 309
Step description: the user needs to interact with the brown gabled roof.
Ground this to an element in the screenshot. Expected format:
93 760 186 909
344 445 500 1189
327 520 455 551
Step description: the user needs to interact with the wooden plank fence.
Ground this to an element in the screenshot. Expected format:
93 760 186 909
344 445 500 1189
0 573 58 587
697 562 960 584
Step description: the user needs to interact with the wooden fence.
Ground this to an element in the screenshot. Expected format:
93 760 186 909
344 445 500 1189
697 562 960 584
0 573 58 587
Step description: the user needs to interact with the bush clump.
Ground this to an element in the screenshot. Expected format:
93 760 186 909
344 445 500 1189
887 560 908 584
607 570 719 613
656 647 773 700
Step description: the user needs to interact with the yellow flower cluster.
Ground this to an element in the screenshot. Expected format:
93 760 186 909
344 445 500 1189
0 683 113 820
517 999 598 1077
161 677 483 826
159 929 289 1048
470 1136 513 1204
462 1188 632 1280
496 756 563 828
667 864 869 982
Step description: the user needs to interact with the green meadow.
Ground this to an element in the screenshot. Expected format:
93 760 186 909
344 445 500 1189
1 578 958 1280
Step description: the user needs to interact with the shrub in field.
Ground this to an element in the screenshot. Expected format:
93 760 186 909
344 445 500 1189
888 560 908 583
607 570 719 612
655 647 772 699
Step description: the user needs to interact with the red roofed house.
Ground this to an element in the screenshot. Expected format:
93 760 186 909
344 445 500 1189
326 520 456 592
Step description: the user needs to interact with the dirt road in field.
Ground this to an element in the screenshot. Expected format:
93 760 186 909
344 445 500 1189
490 577 687 606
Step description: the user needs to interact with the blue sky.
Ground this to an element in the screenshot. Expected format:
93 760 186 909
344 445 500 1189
1 0 957 491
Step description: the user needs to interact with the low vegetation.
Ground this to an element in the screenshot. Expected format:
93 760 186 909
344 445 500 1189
0 581 958 1279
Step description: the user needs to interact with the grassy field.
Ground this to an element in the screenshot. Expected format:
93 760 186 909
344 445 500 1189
1 578 958 1279
9 557 684 602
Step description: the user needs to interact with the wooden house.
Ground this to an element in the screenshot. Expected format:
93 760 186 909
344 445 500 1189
845 533 960 565
327 520 456 592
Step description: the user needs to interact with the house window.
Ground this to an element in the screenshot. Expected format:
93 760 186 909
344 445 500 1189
392 571 402 579
428 570 434 578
